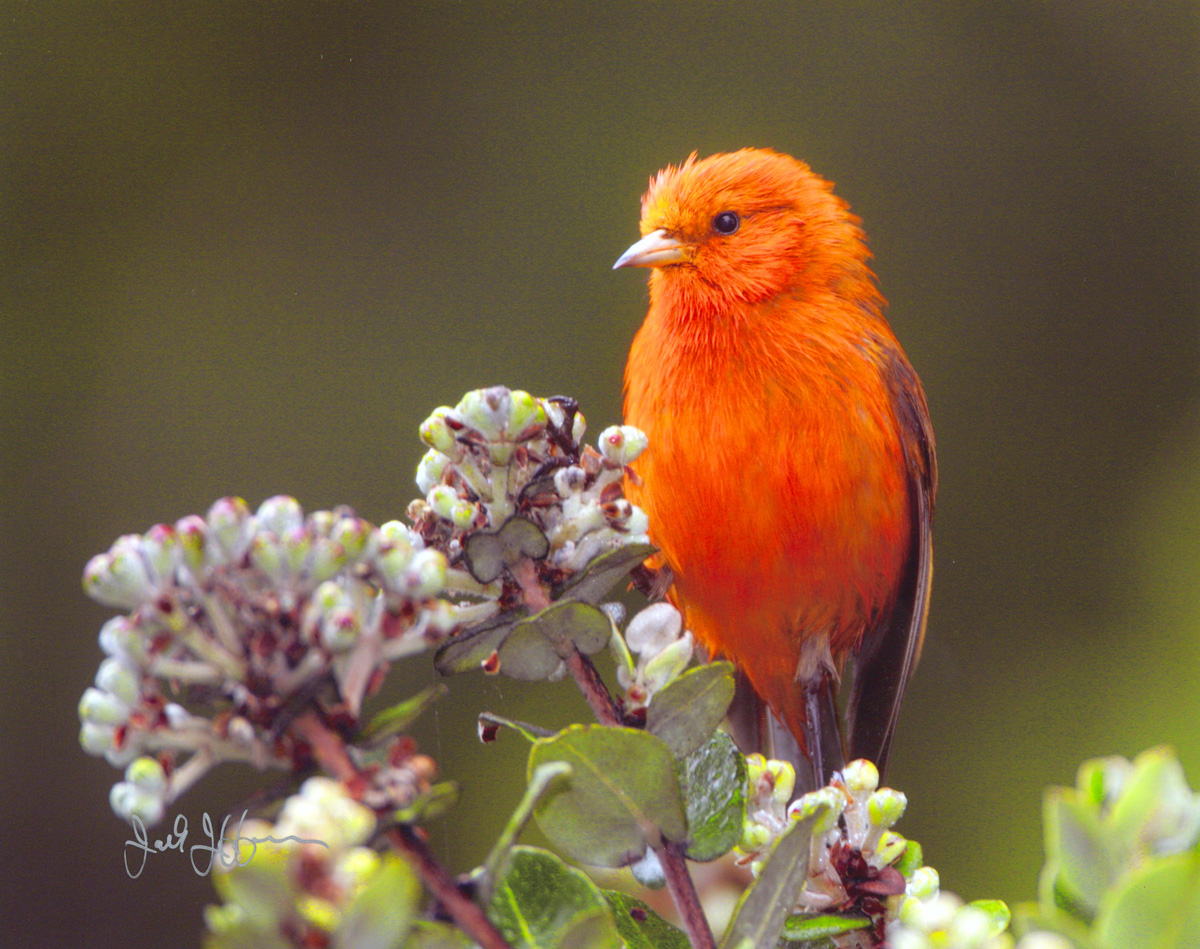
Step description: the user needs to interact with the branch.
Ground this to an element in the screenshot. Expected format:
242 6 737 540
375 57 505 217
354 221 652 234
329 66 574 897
387 825 512 949
656 840 718 949
512 557 623 725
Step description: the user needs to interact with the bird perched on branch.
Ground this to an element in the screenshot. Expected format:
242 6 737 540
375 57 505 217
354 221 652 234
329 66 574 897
615 149 936 790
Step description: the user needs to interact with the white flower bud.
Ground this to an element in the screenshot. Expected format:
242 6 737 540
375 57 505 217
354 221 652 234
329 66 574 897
598 425 649 466
624 603 683 656
96 657 140 706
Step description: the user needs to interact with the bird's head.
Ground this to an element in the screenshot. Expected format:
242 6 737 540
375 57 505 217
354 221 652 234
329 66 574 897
614 149 873 313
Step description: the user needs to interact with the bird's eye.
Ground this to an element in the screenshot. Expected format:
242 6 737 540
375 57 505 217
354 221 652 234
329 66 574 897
712 211 740 235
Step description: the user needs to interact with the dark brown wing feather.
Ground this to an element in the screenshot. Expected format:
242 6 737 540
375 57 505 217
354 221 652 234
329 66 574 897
845 348 937 777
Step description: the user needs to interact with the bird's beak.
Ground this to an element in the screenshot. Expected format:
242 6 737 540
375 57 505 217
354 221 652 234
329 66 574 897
613 228 689 269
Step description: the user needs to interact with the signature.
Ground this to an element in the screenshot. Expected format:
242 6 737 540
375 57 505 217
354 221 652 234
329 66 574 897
124 810 329 879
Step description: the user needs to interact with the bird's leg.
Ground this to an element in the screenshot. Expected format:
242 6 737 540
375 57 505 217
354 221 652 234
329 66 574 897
802 671 846 788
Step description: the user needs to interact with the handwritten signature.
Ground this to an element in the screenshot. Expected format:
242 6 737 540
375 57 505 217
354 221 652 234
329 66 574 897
124 810 329 879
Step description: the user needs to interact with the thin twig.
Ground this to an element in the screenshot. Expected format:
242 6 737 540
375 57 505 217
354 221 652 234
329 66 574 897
294 710 512 948
387 825 512 949
564 647 622 726
291 708 358 782
512 557 622 725
657 840 718 949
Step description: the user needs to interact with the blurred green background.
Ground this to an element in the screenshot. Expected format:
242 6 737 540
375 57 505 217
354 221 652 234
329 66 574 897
2 3 1198 945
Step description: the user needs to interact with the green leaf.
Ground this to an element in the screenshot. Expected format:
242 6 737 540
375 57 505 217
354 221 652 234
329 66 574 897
480 762 574 904
780 912 870 941
647 662 736 758
555 542 658 604
359 683 447 745
498 601 613 681
530 725 687 867
1107 746 1200 856
677 731 746 862
1044 790 1115 917
479 712 556 742
434 607 527 675
602 891 690 949
720 811 819 949
487 846 622 949
1097 851 1200 949
336 852 421 949
464 516 550 583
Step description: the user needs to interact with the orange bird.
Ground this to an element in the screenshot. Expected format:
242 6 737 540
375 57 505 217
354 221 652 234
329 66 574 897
615 149 936 788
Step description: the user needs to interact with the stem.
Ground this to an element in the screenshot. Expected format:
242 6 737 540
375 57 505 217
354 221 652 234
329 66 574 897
512 557 622 726
565 647 622 726
291 709 358 782
511 557 708 946
656 840 718 949
293 710 512 948
387 825 512 949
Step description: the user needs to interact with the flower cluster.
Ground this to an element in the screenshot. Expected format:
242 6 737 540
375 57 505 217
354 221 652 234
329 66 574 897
409 386 649 585
79 496 466 824
737 758 1002 948
204 777 420 949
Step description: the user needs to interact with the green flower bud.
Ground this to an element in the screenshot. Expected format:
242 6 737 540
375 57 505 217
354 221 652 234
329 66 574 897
844 759 880 793
790 787 844 834
868 787 907 828
96 657 140 706
256 495 304 537
110 782 164 827
83 537 153 609
308 536 348 584
206 496 253 561
79 686 130 726
642 633 695 694
80 722 116 756
281 525 314 577
739 819 773 853
908 865 940 901
140 524 178 584
419 407 460 455
125 756 168 794
767 760 796 806
598 425 649 466
328 515 369 561
174 515 208 574
947 905 995 944
457 387 509 442
874 830 908 867
409 549 447 598
507 389 546 438
415 448 450 494
428 485 477 529
249 531 285 583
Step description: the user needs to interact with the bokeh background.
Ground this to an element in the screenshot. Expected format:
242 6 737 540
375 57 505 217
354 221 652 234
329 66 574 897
3 3 1198 945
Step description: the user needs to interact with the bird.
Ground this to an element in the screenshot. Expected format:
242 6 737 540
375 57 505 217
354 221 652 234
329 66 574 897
614 149 936 790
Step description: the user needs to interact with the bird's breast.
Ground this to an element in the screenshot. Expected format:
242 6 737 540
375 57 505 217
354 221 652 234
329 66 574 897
624 298 912 669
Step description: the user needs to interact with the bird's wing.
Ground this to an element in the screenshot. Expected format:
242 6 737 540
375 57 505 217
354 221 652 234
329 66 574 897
845 348 937 776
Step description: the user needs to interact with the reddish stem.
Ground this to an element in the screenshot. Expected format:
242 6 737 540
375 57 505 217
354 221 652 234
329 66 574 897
512 557 622 726
292 709 358 782
387 825 512 949
657 841 718 949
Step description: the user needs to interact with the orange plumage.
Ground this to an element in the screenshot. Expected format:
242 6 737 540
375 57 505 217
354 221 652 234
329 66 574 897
616 149 936 786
